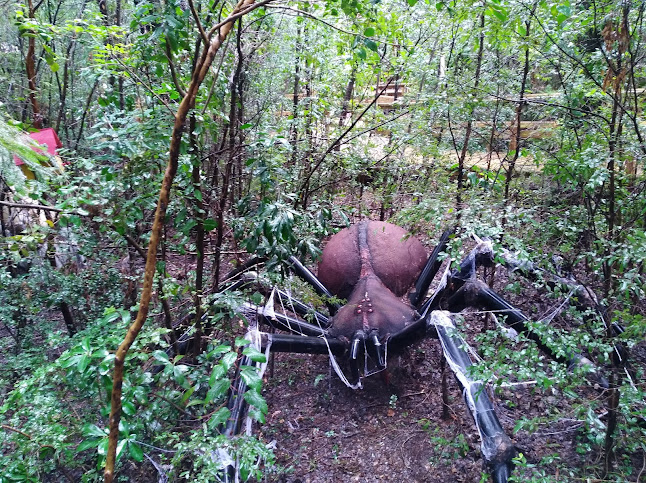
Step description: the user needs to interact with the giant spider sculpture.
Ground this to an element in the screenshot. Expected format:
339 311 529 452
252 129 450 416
218 221 596 483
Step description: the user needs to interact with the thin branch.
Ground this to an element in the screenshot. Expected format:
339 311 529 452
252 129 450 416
0 200 65 213
1 424 32 439
165 39 186 98
207 0 274 38
187 0 209 46
341 110 410 145
111 57 177 117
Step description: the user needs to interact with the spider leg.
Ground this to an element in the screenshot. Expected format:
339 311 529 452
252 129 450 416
446 279 598 373
220 330 349 482
410 228 452 309
288 256 341 314
416 241 601 378
242 298 328 337
429 311 515 483
273 287 331 327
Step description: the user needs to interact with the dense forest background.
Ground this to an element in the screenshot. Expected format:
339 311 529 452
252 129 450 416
1 0 645 481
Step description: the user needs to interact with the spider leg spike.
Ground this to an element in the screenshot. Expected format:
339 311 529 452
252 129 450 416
369 329 386 369
350 330 366 383
429 311 516 483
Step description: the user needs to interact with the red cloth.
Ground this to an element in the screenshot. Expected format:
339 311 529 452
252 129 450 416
14 128 63 165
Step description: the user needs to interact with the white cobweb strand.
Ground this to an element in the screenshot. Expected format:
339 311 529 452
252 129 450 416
265 287 363 389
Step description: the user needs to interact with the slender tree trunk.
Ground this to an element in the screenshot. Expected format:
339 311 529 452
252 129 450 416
75 80 98 149
212 19 244 293
339 63 356 128
190 113 205 358
104 2 257 479
25 0 43 128
454 10 485 219
504 14 532 202
289 23 302 165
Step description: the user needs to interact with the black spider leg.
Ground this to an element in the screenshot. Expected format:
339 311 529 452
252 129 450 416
418 240 600 375
446 280 606 386
273 287 331 328
429 311 515 483
242 296 328 337
220 345 264 483
288 256 341 315
410 228 452 309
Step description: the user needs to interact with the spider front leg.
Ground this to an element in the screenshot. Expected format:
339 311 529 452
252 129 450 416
428 311 516 483
409 228 452 308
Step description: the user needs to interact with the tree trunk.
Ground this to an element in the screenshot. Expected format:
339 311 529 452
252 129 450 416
454 10 485 219
104 2 257 479
504 14 532 202
25 0 43 128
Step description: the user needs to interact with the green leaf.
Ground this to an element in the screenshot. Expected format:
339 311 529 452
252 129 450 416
492 8 507 21
208 407 231 429
209 364 226 384
364 39 378 52
116 438 127 461
122 400 136 416
221 351 238 370
242 346 267 363
244 388 268 414
77 354 90 373
97 438 109 456
240 123 252 129
363 27 375 37
240 366 262 390
82 423 107 438
76 438 102 452
205 378 230 404
152 350 170 363
129 441 144 462
173 365 189 386
407 0 418 6
203 218 217 231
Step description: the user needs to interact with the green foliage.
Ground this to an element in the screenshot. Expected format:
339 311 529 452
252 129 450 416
1 0 646 480
0 315 272 481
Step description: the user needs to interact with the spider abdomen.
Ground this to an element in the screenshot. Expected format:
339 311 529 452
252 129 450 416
318 221 428 338
318 221 427 299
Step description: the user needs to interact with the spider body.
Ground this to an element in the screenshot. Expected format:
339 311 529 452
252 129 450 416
317 221 426 340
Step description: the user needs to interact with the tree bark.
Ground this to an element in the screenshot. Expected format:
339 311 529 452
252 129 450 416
25 0 43 128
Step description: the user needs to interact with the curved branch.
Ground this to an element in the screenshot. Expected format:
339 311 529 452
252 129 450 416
103 1 258 481
266 5 403 48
